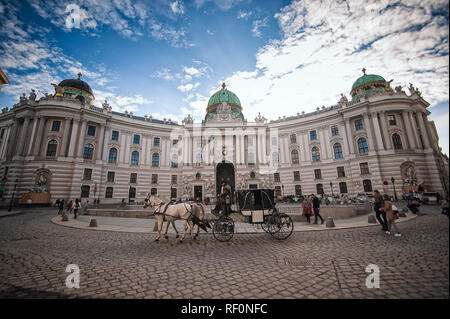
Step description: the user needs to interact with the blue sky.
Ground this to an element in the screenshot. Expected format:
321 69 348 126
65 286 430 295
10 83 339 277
0 0 448 154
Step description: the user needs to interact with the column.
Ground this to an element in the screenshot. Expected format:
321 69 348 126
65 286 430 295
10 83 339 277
0 125 11 159
76 119 87 158
363 113 375 152
33 117 46 156
340 122 350 156
141 134 147 165
17 116 31 156
401 112 415 149
302 132 310 161
102 126 111 161
7 120 19 157
96 124 105 160
60 118 72 157
323 127 331 159
124 133 131 164
379 112 392 150
188 136 193 166
371 112 384 151
283 135 289 163
120 132 126 163
409 112 421 148
344 118 355 154
417 112 431 149
67 119 79 157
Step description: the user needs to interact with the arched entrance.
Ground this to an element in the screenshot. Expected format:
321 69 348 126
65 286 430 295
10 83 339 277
216 161 235 195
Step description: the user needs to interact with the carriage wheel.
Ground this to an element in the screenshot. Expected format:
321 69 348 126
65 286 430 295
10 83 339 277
212 217 234 242
268 213 294 240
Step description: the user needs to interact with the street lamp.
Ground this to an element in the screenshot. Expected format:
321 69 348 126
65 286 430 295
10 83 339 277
281 184 284 196
8 178 18 212
391 176 398 201
330 181 334 196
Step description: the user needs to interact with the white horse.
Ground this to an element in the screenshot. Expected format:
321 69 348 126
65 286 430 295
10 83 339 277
143 195 210 242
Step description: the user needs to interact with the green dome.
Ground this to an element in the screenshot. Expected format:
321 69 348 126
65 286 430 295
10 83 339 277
207 84 241 107
350 71 385 95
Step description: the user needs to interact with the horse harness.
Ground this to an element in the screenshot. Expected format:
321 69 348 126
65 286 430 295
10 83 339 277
151 201 194 222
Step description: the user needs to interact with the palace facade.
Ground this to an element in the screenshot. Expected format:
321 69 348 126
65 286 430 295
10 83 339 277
0 70 448 204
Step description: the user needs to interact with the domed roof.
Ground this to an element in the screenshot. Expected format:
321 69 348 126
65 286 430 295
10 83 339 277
207 83 241 107
350 68 385 95
58 73 94 100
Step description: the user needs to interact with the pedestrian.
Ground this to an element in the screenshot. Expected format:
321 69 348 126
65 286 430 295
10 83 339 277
311 194 324 224
66 200 73 214
302 196 313 223
58 199 65 215
55 198 60 208
373 190 388 231
382 194 401 237
73 198 80 219
441 195 449 218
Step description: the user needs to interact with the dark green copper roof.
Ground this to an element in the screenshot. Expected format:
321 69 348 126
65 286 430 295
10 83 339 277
351 73 385 93
207 86 241 107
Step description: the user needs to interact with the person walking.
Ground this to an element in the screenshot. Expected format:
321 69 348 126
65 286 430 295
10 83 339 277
311 194 324 224
382 194 401 237
302 196 313 223
66 200 73 214
73 198 80 219
58 199 65 215
373 190 388 231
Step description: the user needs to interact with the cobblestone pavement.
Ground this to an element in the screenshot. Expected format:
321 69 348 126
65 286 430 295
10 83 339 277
0 205 447 299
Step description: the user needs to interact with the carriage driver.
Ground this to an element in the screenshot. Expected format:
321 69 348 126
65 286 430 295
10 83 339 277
212 180 232 216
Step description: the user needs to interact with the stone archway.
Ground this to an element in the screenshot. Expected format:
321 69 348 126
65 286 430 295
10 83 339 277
216 161 235 195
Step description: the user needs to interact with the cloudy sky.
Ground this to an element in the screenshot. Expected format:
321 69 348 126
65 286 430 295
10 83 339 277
0 0 448 154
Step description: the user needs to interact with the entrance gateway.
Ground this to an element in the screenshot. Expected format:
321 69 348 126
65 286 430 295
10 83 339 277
216 161 235 196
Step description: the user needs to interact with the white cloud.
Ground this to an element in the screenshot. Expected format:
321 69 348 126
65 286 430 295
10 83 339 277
194 0 246 11
150 68 175 80
237 10 252 20
170 0 185 15
177 82 200 92
252 17 268 37
94 89 152 113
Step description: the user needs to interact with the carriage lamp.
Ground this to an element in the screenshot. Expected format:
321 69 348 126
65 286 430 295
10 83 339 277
391 176 398 201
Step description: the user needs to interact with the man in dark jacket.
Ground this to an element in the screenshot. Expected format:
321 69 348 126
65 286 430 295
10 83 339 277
373 190 388 230
311 194 324 224
212 180 232 216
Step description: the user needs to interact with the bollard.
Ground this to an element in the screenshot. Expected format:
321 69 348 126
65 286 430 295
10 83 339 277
326 217 335 228
368 214 377 223
398 211 406 217
61 213 69 222
89 219 98 227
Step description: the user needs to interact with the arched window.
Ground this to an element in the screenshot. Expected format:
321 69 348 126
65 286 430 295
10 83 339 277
83 143 94 160
131 151 139 166
291 150 299 164
357 137 369 154
392 133 403 150
152 153 159 167
272 152 279 163
312 146 320 162
108 148 117 164
171 154 178 168
46 139 57 157
333 143 343 159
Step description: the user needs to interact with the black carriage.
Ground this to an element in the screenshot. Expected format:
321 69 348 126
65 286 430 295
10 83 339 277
211 189 294 242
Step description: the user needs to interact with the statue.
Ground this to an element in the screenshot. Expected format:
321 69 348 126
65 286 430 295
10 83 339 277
408 83 416 95
29 89 36 101
395 85 404 93
356 88 365 100
102 100 112 111
182 114 193 125
51 83 64 97
338 93 348 105
32 173 49 193
19 93 27 102
255 112 267 123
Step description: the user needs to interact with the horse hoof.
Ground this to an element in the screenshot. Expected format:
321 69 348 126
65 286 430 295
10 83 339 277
176 235 180 238
179 240 183 243
154 239 159 242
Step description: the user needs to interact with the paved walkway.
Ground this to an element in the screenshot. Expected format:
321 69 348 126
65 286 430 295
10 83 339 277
50 210 417 234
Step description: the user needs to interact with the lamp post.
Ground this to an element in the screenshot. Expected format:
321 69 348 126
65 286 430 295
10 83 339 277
391 176 398 201
281 184 284 197
330 181 334 196
8 178 18 212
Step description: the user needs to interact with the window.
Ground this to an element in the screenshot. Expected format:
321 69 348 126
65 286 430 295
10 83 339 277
339 182 348 194
337 166 346 178
196 153 202 163
316 184 324 195
295 185 302 196
151 174 158 184
392 133 403 150
129 187 136 199
250 171 256 179
271 137 278 146
331 125 339 136
108 148 117 164
333 143 343 159
151 188 157 195
314 169 322 180
275 186 281 196
80 185 90 198
131 151 139 166
272 152 279 164
46 140 58 157
105 187 113 198
51 121 61 132
290 134 297 144
83 168 92 180
312 146 320 162
172 139 178 146
363 179 373 192
171 154 179 168
310 130 317 140
274 173 280 183
354 119 364 131
293 171 300 181
171 188 177 199
107 171 115 183
357 137 369 154
153 137 160 147
152 153 159 167
111 130 119 141
83 143 94 160
133 134 140 145
196 172 201 180
171 175 177 185
291 150 299 164
248 153 255 166
130 173 137 184
360 162 370 175
87 125 96 136
197 139 202 148
248 137 254 147
388 115 397 126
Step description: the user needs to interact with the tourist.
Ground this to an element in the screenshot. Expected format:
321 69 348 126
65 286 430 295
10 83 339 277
373 190 388 231
58 199 65 215
66 200 73 214
73 199 80 219
382 194 401 237
302 196 313 223
441 195 449 218
408 199 420 214
311 194 324 224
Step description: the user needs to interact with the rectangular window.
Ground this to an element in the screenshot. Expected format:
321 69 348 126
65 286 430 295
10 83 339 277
133 134 140 144
295 185 302 196
111 130 119 141
51 120 61 132
274 173 280 183
197 139 202 148
151 174 158 184
314 169 322 180
83 168 92 181
130 173 137 184
171 175 177 185
87 125 96 136
173 139 178 146
331 125 339 136
105 187 113 198
248 153 255 166
363 179 373 192
107 171 115 183
290 134 297 144
293 171 300 181
360 162 370 175
151 188 157 195
248 137 254 147
310 130 317 140
81 185 90 198
339 182 348 194
316 184 324 195
354 119 364 131
171 188 177 199
275 186 281 196
337 166 346 178
271 137 278 146
153 137 160 147
388 115 397 126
